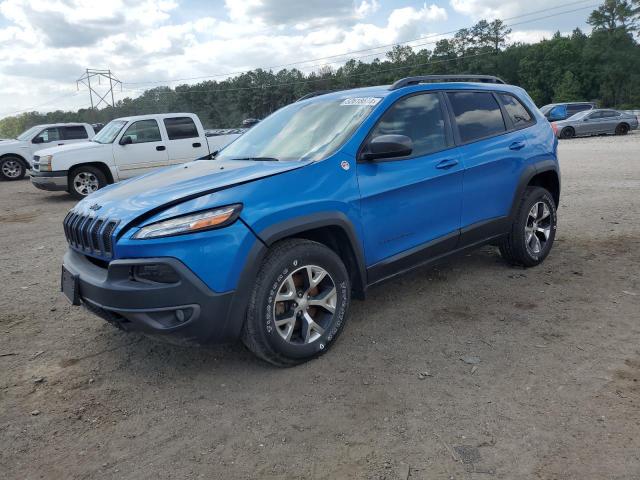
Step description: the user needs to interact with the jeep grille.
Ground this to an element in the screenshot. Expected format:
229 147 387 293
63 212 119 258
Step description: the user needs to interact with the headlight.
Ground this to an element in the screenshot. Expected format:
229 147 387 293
132 204 242 239
38 155 53 172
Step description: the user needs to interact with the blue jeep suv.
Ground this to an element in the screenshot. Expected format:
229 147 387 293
61 75 560 366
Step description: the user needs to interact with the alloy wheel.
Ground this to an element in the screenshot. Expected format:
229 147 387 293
273 265 337 345
2 160 22 179
73 171 100 196
525 201 552 256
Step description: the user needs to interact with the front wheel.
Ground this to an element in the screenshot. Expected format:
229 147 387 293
0 156 26 181
242 239 351 367
499 186 557 267
68 166 107 199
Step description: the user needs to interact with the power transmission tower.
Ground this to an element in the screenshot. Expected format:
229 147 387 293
76 68 122 109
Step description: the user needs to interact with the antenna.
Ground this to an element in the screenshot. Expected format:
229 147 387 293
76 68 122 109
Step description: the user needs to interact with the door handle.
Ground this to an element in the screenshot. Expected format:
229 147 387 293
509 141 525 150
192 142 201 148
156 145 166 151
58 143 64 146
435 159 459 169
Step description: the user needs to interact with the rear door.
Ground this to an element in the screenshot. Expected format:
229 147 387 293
580 111 602 135
112 119 169 179
162 116 208 163
447 90 534 245
357 92 463 272
598 110 619 133
60 125 90 145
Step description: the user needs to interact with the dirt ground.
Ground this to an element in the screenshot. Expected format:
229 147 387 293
1 133 639 480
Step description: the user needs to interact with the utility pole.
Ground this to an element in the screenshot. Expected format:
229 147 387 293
76 68 122 109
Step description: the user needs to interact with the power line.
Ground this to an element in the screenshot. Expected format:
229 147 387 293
124 0 597 87
121 4 599 97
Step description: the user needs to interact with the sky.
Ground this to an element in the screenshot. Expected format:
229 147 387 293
0 0 595 119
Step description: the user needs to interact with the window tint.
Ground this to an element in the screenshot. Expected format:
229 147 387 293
61 126 88 140
499 94 533 128
447 92 505 143
122 120 162 144
34 128 60 143
164 117 199 140
588 112 602 119
368 93 447 157
601 110 617 118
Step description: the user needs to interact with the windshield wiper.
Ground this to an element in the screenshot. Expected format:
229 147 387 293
231 157 279 162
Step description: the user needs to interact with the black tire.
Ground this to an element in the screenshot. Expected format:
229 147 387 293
0 156 27 181
242 238 351 367
615 123 629 135
68 165 107 199
559 127 575 139
498 186 557 268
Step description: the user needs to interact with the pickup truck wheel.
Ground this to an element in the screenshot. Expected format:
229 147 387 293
498 186 557 267
242 238 351 367
0 156 26 181
69 166 107 199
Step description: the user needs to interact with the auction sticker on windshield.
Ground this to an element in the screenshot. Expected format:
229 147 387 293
340 97 382 106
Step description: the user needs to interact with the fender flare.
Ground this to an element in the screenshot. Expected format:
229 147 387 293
508 161 561 221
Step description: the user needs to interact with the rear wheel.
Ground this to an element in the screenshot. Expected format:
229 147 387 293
68 166 107 199
0 156 26 181
615 123 629 135
242 239 351 367
499 187 557 267
559 127 575 139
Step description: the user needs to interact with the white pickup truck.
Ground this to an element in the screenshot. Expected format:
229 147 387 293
0 123 95 181
30 113 242 198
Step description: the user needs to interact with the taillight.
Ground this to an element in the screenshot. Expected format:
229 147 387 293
551 122 558 135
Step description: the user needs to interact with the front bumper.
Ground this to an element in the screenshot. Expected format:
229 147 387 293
31 170 68 191
62 248 237 344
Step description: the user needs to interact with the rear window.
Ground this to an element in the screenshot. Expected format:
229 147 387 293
498 94 534 128
164 117 199 140
61 126 88 140
447 92 506 143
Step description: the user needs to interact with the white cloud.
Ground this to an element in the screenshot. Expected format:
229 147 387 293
0 0 450 118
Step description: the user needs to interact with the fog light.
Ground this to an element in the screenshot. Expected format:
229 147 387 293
175 309 186 323
132 264 180 284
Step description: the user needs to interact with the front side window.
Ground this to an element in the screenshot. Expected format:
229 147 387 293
367 93 447 157
499 94 534 128
34 128 60 143
217 97 379 162
447 92 506 143
62 126 88 140
164 117 199 140
122 120 162 144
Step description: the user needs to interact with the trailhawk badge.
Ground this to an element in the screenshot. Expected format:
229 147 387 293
340 160 350 171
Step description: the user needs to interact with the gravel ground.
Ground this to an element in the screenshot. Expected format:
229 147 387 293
1 133 639 480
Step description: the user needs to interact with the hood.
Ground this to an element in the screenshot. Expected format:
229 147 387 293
37 141 106 156
73 158 311 226
0 139 26 150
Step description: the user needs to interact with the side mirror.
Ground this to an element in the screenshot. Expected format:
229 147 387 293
32 137 44 144
361 134 413 161
120 135 133 146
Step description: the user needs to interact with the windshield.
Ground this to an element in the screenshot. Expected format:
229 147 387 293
567 110 590 120
17 126 42 141
92 120 127 144
217 97 380 162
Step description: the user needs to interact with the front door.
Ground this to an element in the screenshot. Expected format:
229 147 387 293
357 92 463 277
113 119 169 179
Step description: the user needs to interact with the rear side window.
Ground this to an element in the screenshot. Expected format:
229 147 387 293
164 117 199 140
447 92 505 143
498 94 534 128
61 126 88 140
122 120 162 144
369 93 448 157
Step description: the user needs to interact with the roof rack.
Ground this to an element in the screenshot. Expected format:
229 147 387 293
389 75 506 90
